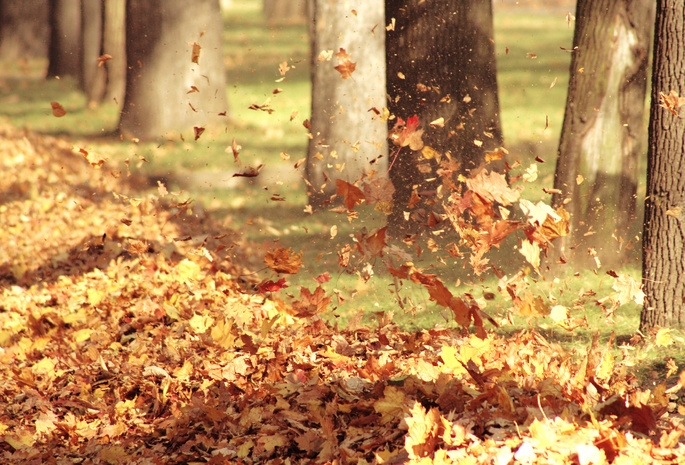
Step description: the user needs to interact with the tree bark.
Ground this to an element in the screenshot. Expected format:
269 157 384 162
641 0 685 331
119 0 229 140
305 0 387 207
385 0 503 236
47 0 82 79
81 0 126 106
0 0 49 60
551 0 655 269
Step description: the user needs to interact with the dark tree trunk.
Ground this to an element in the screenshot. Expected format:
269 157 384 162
119 0 229 140
305 0 387 207
47 0 82 79
641 0 685 331
0 0 49 60
385 0 503 236
551 0 655 269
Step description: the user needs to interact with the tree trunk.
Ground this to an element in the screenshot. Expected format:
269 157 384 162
81 0 126 107
102 0 126 104
81 0 106 103
119 0 229 140
263 0 307 25
305 0 387 207
551 0 655 269
0 0 49 60
385 0 503 236
641 0 685 331
47 0 82 79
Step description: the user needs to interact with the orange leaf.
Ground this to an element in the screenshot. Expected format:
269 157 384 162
335 179 365 211
264 248 303 274
334 48 356 79
291 286 332 317
51 101 67 117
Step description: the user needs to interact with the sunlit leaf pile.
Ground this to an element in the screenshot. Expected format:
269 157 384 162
1 124 685 464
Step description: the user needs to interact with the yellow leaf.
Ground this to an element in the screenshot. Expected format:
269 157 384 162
237 440 254 458
87 288 105 306
656 328 674 347
440 345 466 375
4 429 35 449
211 318 236 349
32 357 56 376
73 328 92 343
189 313 214 334
421 145 441 162
373 386 406 424
549 305 568 324
519 240 540 271
173 359 194 381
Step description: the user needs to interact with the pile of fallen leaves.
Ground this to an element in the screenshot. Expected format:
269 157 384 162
1 124 684 464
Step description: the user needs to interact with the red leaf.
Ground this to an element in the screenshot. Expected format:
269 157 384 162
257 278 288 293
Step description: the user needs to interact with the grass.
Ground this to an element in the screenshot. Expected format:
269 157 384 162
2 1 681 378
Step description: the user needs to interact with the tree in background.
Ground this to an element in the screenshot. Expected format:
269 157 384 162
263 0 307 25
305 0 387 207
551 0 655 269
385 0 503 236
0 0 48 60
641 0 685 331
47 0 82 79
81 0 126 107
119 0 229 140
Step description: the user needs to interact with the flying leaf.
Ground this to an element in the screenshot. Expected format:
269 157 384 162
355 226 387 259
51 101 67 117
193 126 205 141
334 48 356 79
466 170 521 206
335 179 365 211
659 90 685 117
257 278 288 293
96 54 112 67
290 286 332 317
190 42 201 64
264 248 303 274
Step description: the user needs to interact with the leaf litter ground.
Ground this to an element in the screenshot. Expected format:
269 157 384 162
1 124 684 464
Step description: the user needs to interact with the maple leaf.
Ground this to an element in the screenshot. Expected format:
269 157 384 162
51 101 67 117
257 278 288 293
355 226 387 259
290 286 332 317
405 402 442 459
362 174 395 205
335 179 365 210
466 170 521 206
659 90 685 117
334 48 356 79
264 248 303 274
389 115 424 151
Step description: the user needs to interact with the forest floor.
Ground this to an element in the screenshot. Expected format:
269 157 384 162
1 121 685 464
2 0 685 462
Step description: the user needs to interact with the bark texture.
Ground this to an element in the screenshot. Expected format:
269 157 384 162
385 0 503 236
551 0 654 268
81 0 126 106
306 0 387 207
641 0 685 330
119 0 228 140
47 0 82 79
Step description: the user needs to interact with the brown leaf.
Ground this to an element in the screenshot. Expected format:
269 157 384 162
334 48 356 79
96 54 112 67
190 42 201 64
335 179 365 211
51 101 67 117
264 248 303 274
193 126 205 141
290 286 332 317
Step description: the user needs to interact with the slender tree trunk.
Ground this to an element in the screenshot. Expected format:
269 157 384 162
385 0 503 236
305 0 387 207
81 0 126 107
0 0 49 60
641 0 685 331
551 0 654 269
119 0 229 140
102 0 126 104
47 0 82 79
263 0 307 25
81 0 106 104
